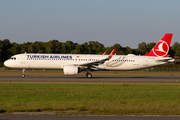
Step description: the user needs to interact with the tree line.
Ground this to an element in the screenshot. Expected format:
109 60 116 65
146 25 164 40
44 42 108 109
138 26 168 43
0 39 180 66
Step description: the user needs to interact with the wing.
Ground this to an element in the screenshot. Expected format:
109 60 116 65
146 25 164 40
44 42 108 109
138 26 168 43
79 48 116 67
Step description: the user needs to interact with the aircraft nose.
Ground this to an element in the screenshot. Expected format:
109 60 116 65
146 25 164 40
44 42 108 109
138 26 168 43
4 60 10 67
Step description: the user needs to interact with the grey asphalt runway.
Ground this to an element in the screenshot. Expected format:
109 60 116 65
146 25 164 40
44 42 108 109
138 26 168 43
0 76 180 82
1 115 180 120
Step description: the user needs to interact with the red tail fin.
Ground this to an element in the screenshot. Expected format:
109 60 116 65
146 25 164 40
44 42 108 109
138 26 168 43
144 33 173 57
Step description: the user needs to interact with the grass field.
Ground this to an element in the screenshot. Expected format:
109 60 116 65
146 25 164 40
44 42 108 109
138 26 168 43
0 82 180 115
0 69 180 76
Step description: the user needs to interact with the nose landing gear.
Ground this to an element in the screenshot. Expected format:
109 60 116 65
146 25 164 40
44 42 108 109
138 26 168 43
21 69 25 78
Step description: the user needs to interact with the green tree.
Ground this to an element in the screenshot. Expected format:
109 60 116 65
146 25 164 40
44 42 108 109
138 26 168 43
27 43 34 53
0 40 3 65
45 42 52 53
71 44 82 54
61 44 66 53
89 41 105 54
172 42 180 50
137 42 147 55
110 44 124 55
147 42 156 52
8 43 21 55
21 42 30 53
34 41 45 53
55 42 62 53
65 41 76 53
124 46 132 54
81 42 90 54
174 47 180 56
2 39 11 62
47 40 58 53
171 42 180 52
170 42 180 57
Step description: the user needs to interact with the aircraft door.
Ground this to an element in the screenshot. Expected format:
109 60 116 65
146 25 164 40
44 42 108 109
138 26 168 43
21 55 26 64
143 58 148 66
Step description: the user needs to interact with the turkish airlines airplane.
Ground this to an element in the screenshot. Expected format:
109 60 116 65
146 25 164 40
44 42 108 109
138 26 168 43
4 33 174 78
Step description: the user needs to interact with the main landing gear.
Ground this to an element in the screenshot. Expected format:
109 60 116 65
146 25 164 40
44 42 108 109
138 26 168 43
21 69 25 78
86 73 92 78
85 69 92 78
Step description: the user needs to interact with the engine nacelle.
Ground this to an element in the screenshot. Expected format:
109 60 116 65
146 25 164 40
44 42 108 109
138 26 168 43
63 65 79 75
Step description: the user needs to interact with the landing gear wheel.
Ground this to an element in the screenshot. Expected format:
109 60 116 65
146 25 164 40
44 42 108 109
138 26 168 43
21 69 25 78
86 73 92 78
21 74 25 78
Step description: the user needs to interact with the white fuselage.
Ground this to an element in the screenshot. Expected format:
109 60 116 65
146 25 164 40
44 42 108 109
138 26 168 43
4 53 174 71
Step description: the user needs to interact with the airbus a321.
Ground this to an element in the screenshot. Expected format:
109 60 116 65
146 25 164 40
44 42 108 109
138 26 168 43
4 33 174 78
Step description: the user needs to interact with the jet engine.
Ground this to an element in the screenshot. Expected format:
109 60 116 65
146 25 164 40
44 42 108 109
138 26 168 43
63 65 79 75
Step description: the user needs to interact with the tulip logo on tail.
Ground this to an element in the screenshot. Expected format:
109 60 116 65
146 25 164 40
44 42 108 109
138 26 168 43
152 40 169 57
144 33 173 57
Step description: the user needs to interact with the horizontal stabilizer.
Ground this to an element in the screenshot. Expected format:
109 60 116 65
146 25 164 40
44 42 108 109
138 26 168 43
156 57 174 62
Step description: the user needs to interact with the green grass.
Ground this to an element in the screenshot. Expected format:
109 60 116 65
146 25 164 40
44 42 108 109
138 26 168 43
0 83 180 115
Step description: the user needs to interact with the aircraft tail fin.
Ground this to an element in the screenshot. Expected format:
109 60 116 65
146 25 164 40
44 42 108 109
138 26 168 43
144 33 173 57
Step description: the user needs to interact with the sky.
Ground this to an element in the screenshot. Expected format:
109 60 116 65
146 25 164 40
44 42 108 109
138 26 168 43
0 0 180 48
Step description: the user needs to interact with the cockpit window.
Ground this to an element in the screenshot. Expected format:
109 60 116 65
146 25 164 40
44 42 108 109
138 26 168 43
10 57 16 60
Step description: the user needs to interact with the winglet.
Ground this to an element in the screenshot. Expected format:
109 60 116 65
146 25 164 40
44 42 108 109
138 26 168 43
103 51 107 55
108 48 116 58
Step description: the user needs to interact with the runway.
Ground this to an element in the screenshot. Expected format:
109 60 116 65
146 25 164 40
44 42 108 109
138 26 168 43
1 115 180 120
0 76 180 82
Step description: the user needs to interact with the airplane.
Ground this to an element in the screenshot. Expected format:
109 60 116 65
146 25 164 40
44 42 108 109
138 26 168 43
4 33 174 78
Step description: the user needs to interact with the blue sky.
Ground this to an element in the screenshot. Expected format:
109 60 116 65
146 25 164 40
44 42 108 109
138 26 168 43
0 0 180 48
